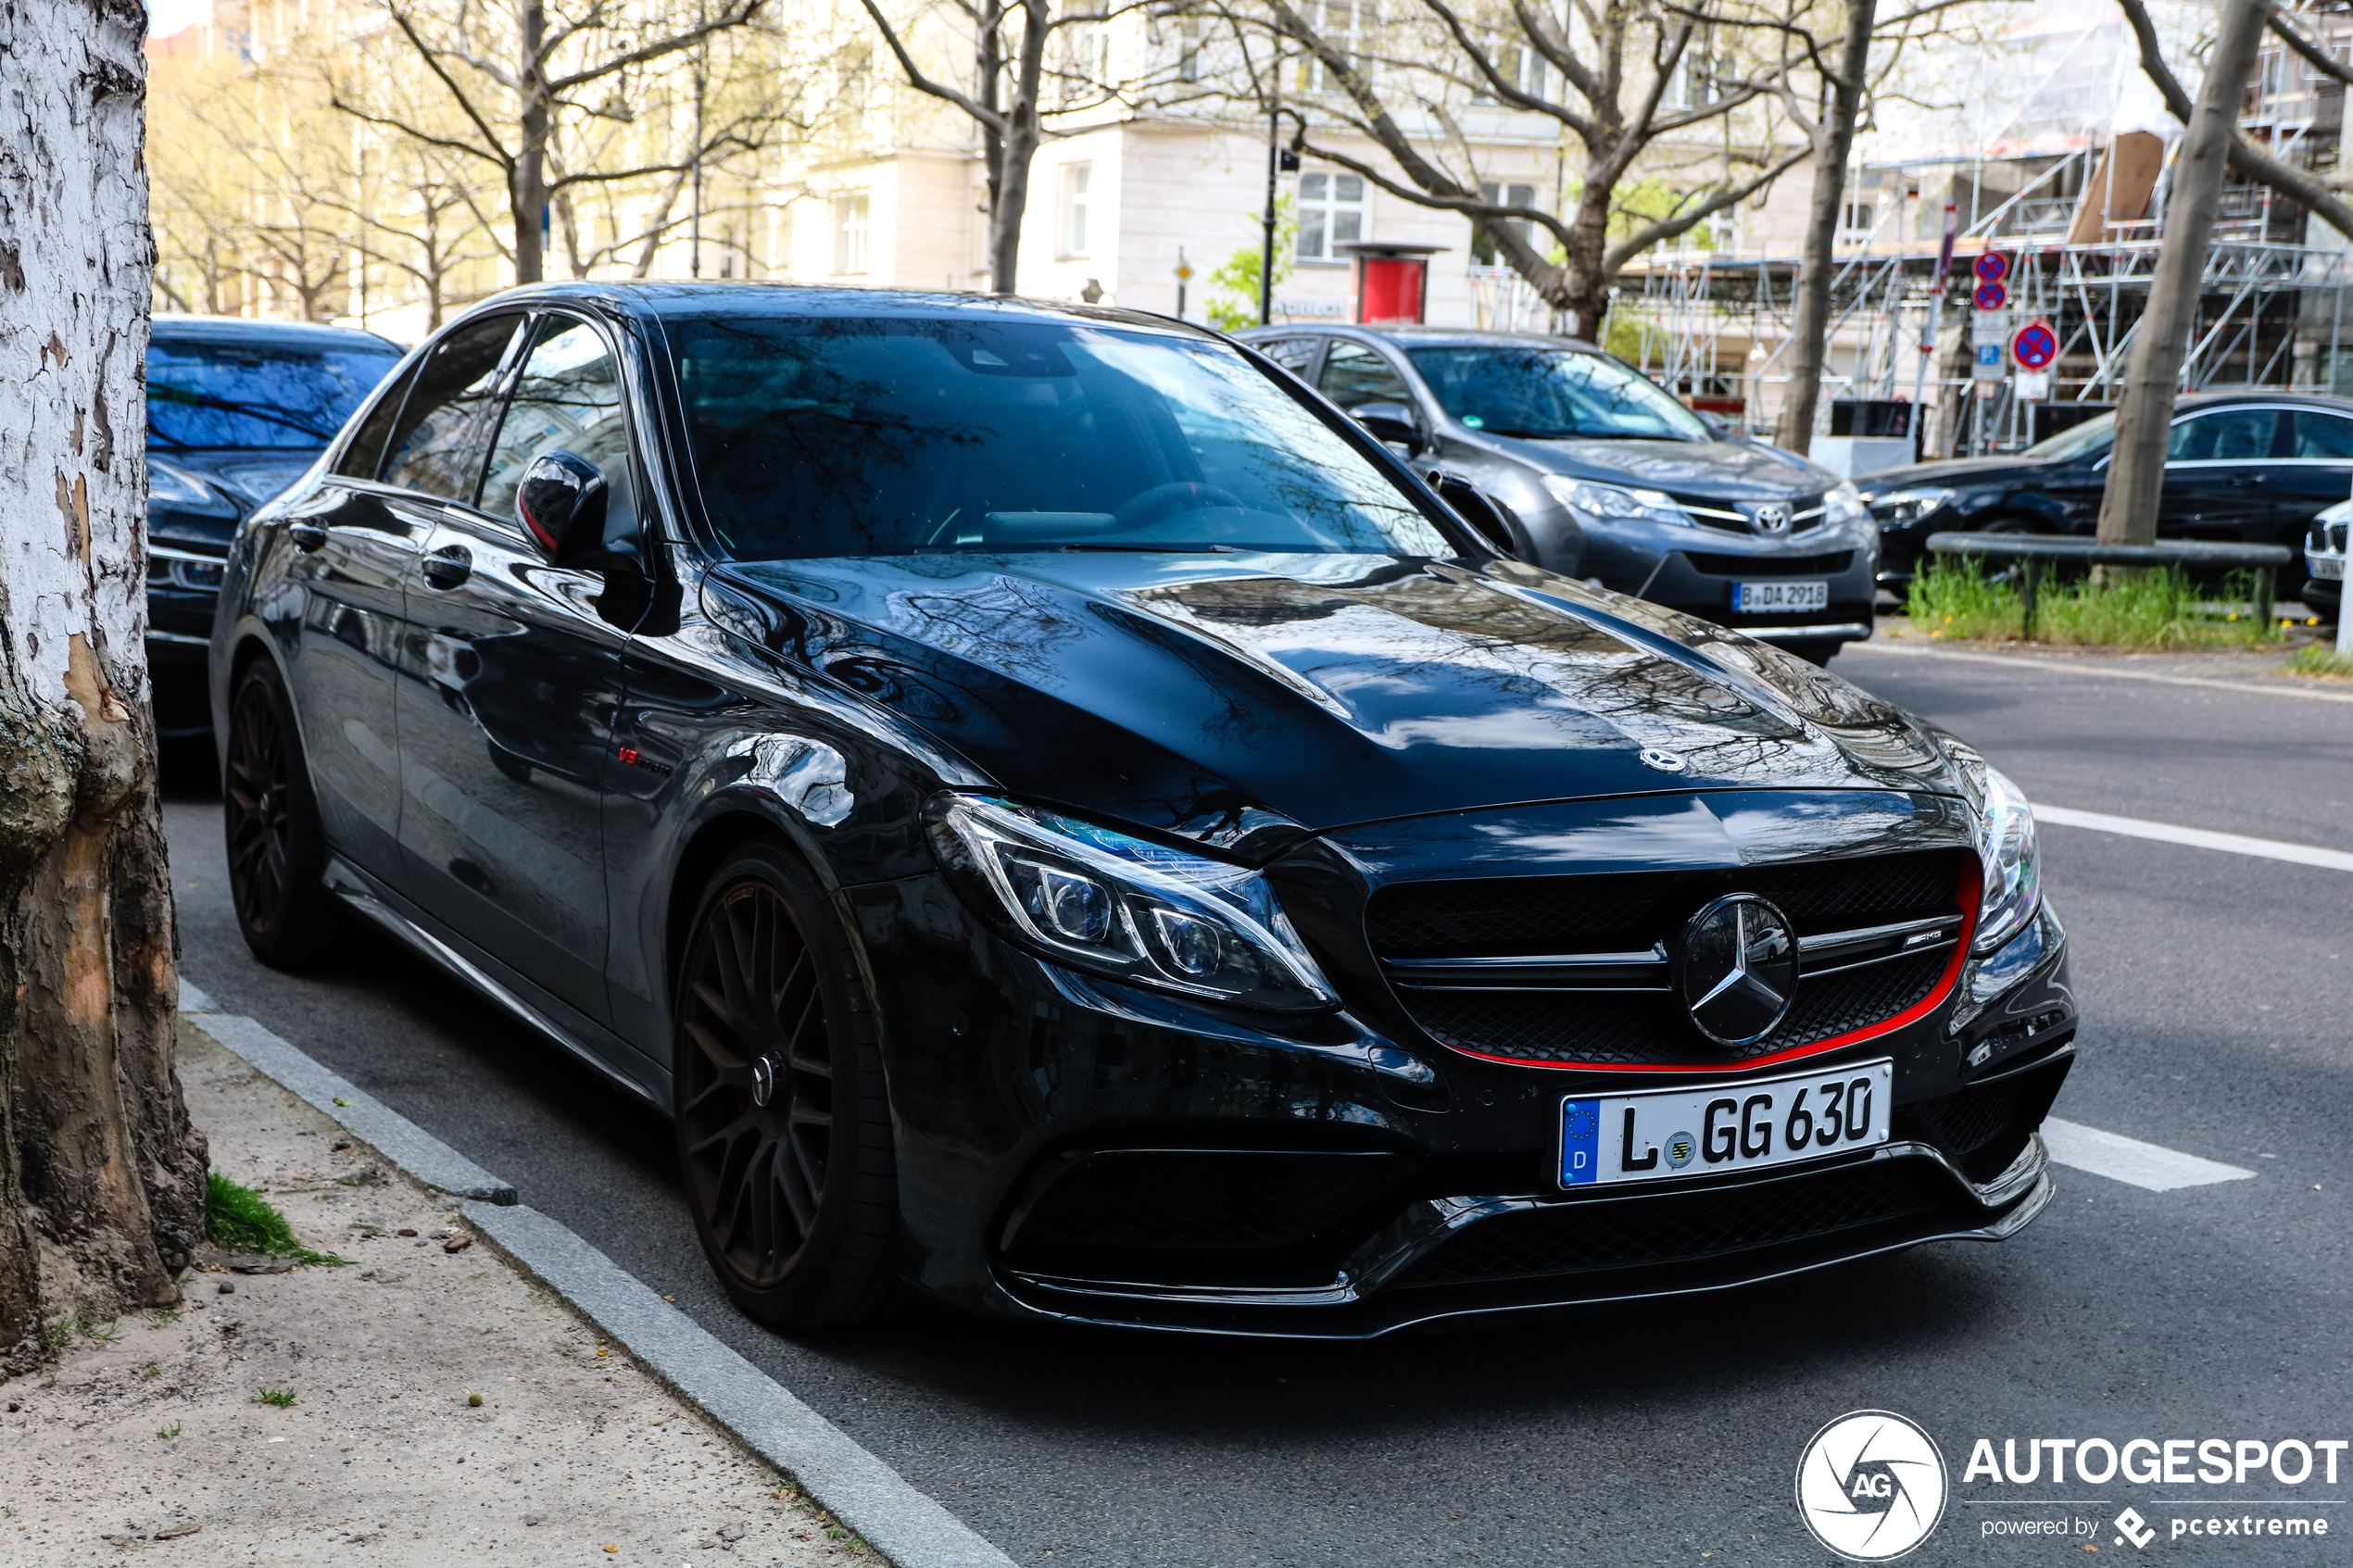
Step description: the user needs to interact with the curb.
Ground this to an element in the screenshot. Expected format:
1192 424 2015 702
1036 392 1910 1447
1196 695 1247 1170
180 991 1018 1568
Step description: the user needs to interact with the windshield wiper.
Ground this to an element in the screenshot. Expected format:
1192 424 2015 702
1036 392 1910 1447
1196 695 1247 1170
1061 542 1238 554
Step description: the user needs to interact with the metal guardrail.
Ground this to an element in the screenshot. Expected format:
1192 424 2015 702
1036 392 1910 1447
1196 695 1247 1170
1924 532 2296 640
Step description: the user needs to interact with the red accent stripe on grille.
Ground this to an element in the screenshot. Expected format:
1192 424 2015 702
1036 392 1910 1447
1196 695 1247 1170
1438 858 1983 1074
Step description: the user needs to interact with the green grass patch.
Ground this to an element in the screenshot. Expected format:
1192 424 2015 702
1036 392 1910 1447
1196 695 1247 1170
252 1387 298 1408
45 1307 120 1348
157 1423 182 1440
205 1171 349 1266
2284 643 2353 680
1904 557 2288 649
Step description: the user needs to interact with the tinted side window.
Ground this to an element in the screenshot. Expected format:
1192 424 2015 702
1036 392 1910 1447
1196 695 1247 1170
1317 342 1412 410
334 361 422 480
2167 408 2278 463
479 316 638 536
1255 337 1321 377
2291 410 2353 459
381 313 525 502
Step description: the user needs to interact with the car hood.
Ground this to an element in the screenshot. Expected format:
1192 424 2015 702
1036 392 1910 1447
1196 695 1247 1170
1489 435 1834 500
1856 455 2057 491
706 553 1960 850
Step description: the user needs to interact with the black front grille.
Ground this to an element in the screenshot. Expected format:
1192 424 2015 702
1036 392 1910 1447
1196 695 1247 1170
1369 851 1968 1067
1405 947 1952 1067
1368 851 1961 960
1392 1158 1964 1288
1684 550 1855 578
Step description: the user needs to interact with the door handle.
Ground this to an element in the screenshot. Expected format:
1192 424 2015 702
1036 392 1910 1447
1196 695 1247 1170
421 547 472 589
2225 474 2267 487
289 521 328 552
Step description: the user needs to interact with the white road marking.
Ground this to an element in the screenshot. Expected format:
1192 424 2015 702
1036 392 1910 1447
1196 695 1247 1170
1843 640 2353 705
2035 805 2353 873
2042 1118 2257 1192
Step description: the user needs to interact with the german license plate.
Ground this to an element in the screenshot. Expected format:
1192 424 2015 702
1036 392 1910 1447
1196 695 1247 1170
1559 1060 1893 1188
1733 580 1830 613
2313 555 2345 580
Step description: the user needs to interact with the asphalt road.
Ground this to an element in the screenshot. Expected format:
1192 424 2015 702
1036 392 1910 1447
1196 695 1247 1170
157 645 2353 1566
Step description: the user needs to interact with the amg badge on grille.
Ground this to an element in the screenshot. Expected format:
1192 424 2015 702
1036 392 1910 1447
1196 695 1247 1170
1675 894 1797 1047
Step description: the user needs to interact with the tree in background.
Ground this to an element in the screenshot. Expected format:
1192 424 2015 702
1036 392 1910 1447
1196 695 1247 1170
328 0 782 285
2097 0 2271 550
1207 198 1297 329
1244 0 1809 338
1770 0 1877 455
1 0 208 1374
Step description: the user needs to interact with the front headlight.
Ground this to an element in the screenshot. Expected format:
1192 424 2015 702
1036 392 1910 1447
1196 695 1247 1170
1825 481 1870 528
927 795 1339 1012
1969 764 2042 955
1540 474 1693 527
1863 486 1954 529
149 458 229 512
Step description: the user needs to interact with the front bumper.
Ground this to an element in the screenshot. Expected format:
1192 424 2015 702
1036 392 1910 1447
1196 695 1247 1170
846 840 2077 1337
1581 517 1881 645
148 582 223 737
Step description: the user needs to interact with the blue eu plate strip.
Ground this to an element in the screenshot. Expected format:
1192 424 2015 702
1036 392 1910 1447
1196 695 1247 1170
1560 1098 1600 1186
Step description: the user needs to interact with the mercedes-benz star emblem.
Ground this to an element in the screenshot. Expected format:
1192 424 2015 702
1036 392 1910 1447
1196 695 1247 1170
1638 747 1689 773
1676 893 1797 1047
1752 502 1793 536
749 1055 779 1109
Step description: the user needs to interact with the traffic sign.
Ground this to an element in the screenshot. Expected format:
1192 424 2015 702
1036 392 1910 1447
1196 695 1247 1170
2010 318 2057 370
1973 342 2003 381
1973 251 2009 283
1973 280 2008 311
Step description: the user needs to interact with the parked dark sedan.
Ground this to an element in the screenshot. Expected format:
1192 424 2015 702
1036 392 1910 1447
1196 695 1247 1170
1861 391 2353 601
1236 325 1879 664
212 285 2073 1337
147 317 404 734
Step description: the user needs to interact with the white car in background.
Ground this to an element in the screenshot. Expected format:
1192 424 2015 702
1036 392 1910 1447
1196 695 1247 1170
2307 497 2348 624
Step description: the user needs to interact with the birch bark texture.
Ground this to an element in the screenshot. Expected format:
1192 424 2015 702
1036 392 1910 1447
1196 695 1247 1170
2095 0 2271 548
0 0 208 1374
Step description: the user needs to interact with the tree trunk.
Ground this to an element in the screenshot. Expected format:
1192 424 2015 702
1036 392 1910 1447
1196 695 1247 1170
1776 0 1879 457
986 0 1050 295
0 0 207 1377
2098 0 2269 548
512 0 549 286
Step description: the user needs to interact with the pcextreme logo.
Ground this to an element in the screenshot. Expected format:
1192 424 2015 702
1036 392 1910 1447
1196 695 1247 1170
1795 1410 1950 1562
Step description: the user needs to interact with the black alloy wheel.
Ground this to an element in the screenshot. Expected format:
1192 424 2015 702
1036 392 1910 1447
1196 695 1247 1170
673 842 900 1327
222 662 334 968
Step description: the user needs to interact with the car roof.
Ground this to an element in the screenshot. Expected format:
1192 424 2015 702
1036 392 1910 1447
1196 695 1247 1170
150 314 403 354
460 281 1227 345
1235 323 1605 354
2169 388 2353 412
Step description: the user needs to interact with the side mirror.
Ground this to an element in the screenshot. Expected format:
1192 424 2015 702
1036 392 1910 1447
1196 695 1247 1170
1352 401 1424 454
516 449 610 566
1694 410 1731 440
1426 468 1522 557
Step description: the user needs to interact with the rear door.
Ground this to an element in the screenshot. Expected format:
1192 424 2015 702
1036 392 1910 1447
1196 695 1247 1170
2158 405 2283 542
393 310 636 1028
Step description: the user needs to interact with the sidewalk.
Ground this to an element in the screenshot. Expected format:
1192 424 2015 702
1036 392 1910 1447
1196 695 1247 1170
0 1023 855 1566
1859 617 2353 695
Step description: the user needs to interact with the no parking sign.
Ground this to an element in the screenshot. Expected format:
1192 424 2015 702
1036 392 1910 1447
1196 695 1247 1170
2011 318 2057 370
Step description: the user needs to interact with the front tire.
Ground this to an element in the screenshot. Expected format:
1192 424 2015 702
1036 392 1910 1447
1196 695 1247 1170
673 841 901 1328
222 660 336 968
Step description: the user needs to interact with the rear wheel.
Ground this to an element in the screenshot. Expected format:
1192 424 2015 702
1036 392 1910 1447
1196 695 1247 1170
222 660 335 968
673 842 901 1328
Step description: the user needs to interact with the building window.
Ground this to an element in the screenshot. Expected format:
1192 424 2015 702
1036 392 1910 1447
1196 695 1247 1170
832 193 870 275
1061 163 1092 257
1470 180 1537 264
1176 8 1203 82
1838 195 1876 246
1298 0 1367 93
1297 170 1365 261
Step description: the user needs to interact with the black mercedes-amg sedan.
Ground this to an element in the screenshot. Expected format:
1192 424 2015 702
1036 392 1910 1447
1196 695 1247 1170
210 284 2075 1337
1860 390 2353 601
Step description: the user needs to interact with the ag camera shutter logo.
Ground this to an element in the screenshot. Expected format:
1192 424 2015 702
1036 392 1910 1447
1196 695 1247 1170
1795 1410 1949 1561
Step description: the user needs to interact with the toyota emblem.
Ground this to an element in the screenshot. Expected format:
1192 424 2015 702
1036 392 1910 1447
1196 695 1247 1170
1752 503 1793 536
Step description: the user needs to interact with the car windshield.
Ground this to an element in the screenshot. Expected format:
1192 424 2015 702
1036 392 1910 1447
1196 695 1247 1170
670 316 1453 560
1405 346 1709 441
148 333 402 450
2020 410 2117 461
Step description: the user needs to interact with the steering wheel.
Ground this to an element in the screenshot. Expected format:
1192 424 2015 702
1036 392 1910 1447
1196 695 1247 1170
1112 482 1245 531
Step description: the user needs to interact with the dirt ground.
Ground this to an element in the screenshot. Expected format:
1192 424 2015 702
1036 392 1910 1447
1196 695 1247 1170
0 1024 858 1567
